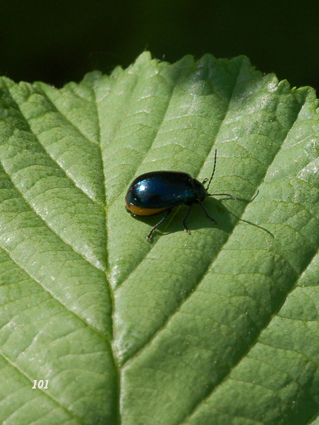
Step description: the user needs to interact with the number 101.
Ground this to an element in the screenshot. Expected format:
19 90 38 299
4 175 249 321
32 380 49 389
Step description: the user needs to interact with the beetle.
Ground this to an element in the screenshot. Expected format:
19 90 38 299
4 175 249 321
125 149 236 241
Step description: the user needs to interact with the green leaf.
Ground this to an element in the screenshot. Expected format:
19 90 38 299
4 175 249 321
1 52 319 425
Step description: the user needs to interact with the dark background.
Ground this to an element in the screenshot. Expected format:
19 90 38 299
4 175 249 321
0 0 318 91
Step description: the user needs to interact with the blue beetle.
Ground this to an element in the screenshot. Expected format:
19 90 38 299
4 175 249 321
125 149 236 241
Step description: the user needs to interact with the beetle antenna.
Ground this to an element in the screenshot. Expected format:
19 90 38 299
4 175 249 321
205 149 217 191
205 149 237 200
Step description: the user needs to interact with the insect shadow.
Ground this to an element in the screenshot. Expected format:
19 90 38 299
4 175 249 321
134 196 236 239
135 194 273 241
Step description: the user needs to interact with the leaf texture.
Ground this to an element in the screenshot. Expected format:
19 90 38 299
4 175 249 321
0 52 319 425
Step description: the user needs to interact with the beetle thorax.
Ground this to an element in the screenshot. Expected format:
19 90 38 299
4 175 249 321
193 179 207 201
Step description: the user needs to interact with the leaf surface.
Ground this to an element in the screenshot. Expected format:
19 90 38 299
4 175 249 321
0 52 319 425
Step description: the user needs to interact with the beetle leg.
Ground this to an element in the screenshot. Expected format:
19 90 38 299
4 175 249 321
183 203 193 233
198 200 217 224
147 209 172 241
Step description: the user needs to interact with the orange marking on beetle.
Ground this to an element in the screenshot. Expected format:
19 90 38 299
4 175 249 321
126 203 168 216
